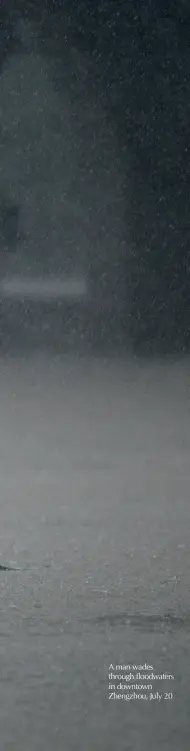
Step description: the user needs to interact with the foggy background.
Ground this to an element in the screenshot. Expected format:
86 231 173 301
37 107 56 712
0 0 189 351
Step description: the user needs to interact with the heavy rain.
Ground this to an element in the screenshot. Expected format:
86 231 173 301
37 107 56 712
0 2 189 749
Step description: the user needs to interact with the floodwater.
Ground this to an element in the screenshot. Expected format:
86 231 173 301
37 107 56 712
0 350 189 750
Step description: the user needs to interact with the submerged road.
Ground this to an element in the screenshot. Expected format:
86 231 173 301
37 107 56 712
0 351 189 750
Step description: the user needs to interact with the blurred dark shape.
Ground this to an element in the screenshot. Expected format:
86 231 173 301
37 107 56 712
0 203 20 248
0 4 15 71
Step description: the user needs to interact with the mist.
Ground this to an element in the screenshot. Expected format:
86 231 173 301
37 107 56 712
0 4 189 750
